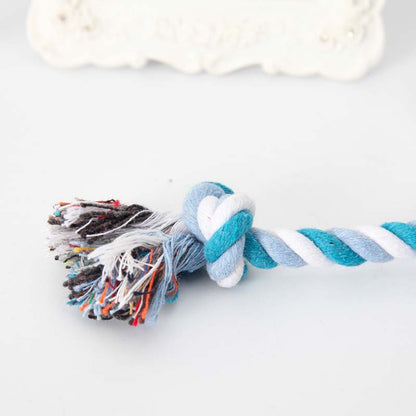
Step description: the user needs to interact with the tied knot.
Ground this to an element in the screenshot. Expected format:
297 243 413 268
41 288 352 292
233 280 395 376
183 182 255 288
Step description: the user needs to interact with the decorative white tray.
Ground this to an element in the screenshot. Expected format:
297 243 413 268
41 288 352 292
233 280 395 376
28 0 385 80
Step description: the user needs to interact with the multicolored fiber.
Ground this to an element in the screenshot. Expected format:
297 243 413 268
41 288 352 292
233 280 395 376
48 183 416 326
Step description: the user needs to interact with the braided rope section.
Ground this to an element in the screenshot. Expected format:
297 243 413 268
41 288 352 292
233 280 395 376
49 182 416 326
183 182 416 288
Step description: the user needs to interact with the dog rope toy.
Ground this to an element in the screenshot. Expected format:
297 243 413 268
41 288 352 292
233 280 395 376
48 182 416 326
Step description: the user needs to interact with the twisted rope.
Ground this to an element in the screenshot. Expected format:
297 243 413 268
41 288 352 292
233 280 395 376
183 182 416 288
49 182 416 326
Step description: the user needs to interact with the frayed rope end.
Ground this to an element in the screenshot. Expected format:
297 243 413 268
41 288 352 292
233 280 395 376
48 199 205 326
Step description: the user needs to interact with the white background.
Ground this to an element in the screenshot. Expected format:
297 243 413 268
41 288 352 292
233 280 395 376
1 2 416 415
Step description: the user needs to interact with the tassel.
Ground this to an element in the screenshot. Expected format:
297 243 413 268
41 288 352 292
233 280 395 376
48 199 204 325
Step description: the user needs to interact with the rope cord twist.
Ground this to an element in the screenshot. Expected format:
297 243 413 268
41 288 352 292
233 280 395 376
183 182 416 288
49 181 416 326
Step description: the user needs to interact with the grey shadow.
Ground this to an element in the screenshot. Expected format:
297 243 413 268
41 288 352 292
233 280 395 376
383 0 416 67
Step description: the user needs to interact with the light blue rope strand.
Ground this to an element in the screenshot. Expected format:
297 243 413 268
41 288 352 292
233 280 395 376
329 228 393 263
249 228 306 268
207 238 246 281
146 233 206 325
183 182 225 242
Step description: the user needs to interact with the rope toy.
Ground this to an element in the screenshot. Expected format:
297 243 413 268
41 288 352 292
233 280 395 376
48 182 416 326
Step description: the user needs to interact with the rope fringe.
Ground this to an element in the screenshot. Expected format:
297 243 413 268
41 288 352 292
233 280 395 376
49 199 202 325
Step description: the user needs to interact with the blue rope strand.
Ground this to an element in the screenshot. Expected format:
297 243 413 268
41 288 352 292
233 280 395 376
205 210 253 262
244 231 278 269
329 228 393 263
382 222 416 250
298 228 366 267
250 228 306 268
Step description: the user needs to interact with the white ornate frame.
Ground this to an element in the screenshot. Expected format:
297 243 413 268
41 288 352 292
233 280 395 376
28 0 385 80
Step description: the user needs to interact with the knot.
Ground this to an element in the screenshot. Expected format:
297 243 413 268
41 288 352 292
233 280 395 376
183 182 255 288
